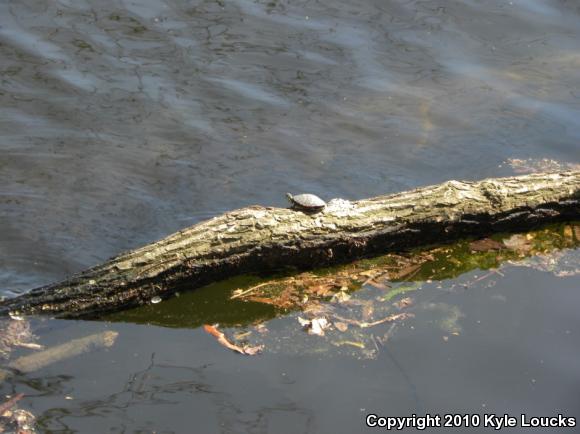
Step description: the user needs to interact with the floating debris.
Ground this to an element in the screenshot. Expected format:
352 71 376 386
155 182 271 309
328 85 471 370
331 340 365 349
0 331 119 382
309 284 334 297
254 323 268 334
389 262 423 280
8 313 24 321
363 278 390 290
231 281 274 300
298 317 330 336
510 249 580 277
203 324 263 355
0 394 35 433
376 323 399 345
0 394 23 417
332 312 414 329
202 223 579 359
0 319 41 360
229 251 433 311
150 296 162 304
394 297 414 310
331 290 351 303
503 234 534 254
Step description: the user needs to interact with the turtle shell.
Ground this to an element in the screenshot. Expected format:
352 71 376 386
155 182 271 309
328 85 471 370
287 193 326 209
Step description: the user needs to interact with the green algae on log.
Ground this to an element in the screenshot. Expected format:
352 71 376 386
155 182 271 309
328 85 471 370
1 171 579 319
108 222 578 334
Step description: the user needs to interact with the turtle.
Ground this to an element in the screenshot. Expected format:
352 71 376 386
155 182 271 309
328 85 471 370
286 193 326 212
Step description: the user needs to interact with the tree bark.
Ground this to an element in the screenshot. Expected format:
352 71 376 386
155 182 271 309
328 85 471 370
1 171 579 319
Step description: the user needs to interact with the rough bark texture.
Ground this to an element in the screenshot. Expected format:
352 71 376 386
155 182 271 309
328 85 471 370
1 171 579 319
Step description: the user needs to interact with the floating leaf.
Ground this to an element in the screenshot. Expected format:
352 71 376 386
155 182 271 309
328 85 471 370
310 318 330 336
203 324 263 356
331 290 351 303
308 284 334 297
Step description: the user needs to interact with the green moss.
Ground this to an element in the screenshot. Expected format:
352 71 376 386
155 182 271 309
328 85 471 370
380 282 422 302
108 221 579 329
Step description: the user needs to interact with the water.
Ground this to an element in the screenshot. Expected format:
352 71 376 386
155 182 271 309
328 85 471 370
1 0 579 432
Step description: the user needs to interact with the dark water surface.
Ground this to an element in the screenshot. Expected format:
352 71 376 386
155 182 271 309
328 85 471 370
1 0 579 432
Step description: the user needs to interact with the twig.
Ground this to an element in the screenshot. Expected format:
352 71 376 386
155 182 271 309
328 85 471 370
203 324 263 355
230 281 276 300
0 393 24 415
332 312 414 329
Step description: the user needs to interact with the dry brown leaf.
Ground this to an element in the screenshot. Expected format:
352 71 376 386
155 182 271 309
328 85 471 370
203 324 263 356
303 301 333 316
331 291 351 303
308 284 334 297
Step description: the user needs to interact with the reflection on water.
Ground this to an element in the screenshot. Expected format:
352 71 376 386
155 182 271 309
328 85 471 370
2 236 580 433
1 0 579 432
108 223 579 360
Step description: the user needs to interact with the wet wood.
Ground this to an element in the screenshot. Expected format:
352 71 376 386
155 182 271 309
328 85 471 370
0 331 118 382
1 171 578 318
0 393 24 415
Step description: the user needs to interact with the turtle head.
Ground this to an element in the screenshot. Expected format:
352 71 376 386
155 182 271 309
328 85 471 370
285 193 293 202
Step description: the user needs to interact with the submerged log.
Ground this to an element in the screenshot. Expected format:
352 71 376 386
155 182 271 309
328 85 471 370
1 171 579 319
0 330 119 382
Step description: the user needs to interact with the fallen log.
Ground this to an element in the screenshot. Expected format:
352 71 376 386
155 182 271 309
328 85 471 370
1 171 579 319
